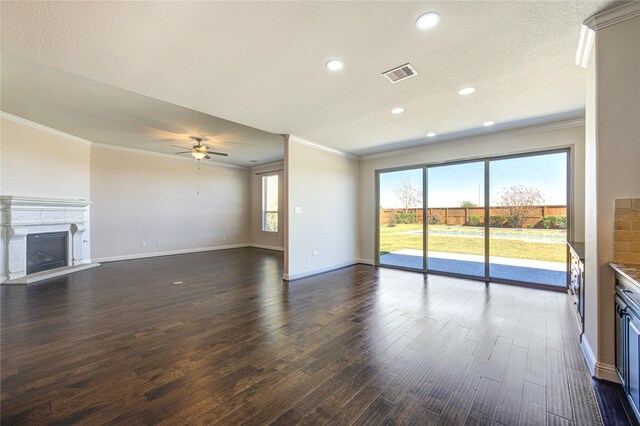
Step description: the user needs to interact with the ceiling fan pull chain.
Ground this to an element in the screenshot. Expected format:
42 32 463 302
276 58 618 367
196 161 200 195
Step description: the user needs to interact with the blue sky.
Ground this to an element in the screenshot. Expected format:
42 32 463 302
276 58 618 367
380 152 567 208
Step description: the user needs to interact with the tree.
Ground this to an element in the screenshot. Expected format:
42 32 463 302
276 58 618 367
391 176 422 213
495 185 544 228
459 200 478 207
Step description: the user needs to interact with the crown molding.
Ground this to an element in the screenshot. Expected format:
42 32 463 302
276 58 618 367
1 111 247 170
90 142 248 169
287 134 357 160
250 160 284 172
575 24 595 68
360 118 585 161
1 111 93 145
584 1 640 31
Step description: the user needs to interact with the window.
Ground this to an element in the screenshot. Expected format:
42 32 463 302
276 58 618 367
262 174 279 232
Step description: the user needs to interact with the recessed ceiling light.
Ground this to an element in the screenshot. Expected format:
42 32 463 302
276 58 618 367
483 121 495 126
416 12 440 30
458 87 476 95
427 132 437 137
391 107 405 114
326 59 343 71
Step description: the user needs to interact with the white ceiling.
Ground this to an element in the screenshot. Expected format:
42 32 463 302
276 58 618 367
1 1 617 156
1 54 284 166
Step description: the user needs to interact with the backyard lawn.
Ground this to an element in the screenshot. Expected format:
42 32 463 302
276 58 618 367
380 224 567 263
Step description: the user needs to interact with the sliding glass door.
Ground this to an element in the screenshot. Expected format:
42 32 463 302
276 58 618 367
489 152 568 287
427 161 486 278
376 149 569 289
378 168 424 270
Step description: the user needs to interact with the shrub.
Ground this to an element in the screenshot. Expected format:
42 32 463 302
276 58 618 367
489 215 506 227
507 215 522 228
538 215 567 229
466 215 483 227
387 216 396 227
495 185 545 228
430 213 442 225
395 212 416 224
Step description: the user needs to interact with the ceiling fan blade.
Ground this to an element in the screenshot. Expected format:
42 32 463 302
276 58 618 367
171 144 192 151
208 152 229 157
174 151 192 155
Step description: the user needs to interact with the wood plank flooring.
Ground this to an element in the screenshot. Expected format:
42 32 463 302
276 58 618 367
1 248 605 425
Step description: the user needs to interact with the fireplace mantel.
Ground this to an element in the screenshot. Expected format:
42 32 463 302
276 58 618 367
1 196 99 284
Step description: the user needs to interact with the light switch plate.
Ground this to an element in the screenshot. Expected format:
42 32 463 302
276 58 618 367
294 207 302 214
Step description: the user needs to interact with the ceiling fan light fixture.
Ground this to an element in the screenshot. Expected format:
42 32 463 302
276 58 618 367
192 151 207 160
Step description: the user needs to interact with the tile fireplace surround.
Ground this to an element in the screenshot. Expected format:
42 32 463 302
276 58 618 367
1 196 99 284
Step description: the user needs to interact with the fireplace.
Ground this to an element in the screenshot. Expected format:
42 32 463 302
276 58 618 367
26 232 68 274
2 196 99 284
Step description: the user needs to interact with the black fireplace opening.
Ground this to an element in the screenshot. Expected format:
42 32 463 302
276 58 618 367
26 232 68 274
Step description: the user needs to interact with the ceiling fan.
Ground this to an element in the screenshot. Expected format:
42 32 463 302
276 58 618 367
172 136 228 161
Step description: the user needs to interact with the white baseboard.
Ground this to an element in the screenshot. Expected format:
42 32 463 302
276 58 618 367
581 335 621 383
249 244 284 252
283 260 360 281
93 244 249 263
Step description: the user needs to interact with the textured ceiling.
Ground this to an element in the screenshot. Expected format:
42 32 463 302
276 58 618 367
1 54 283 166
0 1 617 155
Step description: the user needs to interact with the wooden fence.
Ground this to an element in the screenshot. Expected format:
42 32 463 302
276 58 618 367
380 205 567 227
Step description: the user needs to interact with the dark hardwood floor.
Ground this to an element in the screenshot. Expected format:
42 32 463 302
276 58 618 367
0 248 608 424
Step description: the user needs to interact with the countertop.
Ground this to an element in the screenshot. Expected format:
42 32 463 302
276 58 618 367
610 262 640 287
567 241 585 261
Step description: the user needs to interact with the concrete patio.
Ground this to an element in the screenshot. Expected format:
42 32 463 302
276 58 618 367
380 249 566 287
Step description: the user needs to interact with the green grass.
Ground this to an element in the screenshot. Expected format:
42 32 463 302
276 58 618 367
380 224 567 263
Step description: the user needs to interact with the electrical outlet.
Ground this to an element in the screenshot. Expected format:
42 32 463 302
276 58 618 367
140 242 146 248
312 251 319 256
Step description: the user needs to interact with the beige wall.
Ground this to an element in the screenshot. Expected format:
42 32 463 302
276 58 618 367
90 145 250 261
285 137 359 280
584 15 640 376
0 116 92 280
249 161 284 250
0 117 91 199
359 124 586 262
1 115 253 273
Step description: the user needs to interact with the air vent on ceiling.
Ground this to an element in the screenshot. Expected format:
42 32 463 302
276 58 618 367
382 63 418 83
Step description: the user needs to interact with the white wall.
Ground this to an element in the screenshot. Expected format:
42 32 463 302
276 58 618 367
249 161 285 250
90 145 250 261
285 136 359 280
0 116 92 279
359 124 586 262
584 15 640 377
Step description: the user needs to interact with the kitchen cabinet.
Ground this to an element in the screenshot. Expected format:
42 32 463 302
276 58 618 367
613 263 640 421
